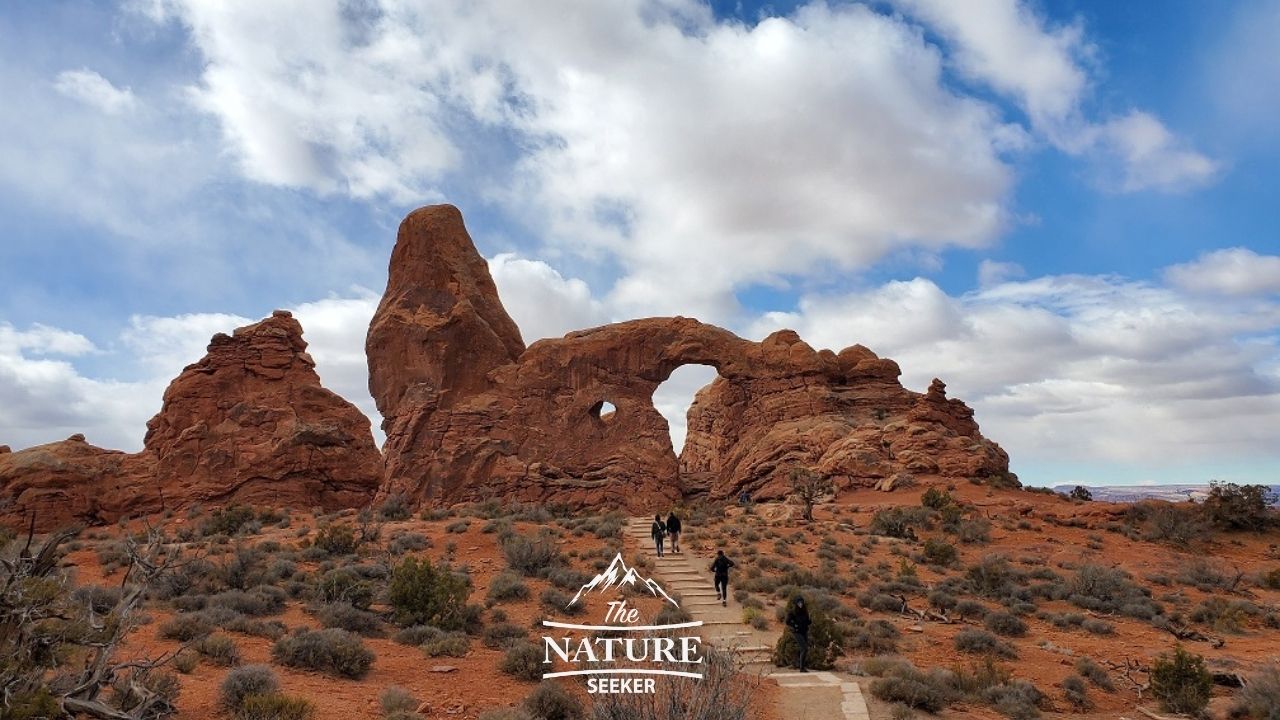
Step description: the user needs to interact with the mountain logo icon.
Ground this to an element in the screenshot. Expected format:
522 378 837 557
569 553 680 608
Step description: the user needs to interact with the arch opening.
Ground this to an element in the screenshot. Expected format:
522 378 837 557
652 364 719 456
589 399 617 423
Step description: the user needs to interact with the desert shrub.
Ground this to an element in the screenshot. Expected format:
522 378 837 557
203 505 258 536
422 631 471 657
483 622 530 650
1069 486 1093 502
72 584 122 614
380 686 418 716
1062 674 1091 710
868 662 957 712
1203 481 1276 532
1075 658 1115 692
955 599 989 620
160 612 213 641
388 556 471 629
221 664 278 709
921 487 954 510
208 587 287 616
388 531 430 555
1081 618 1114 635
1231 664 1280 719
540 588 580 615
173 650 199 674
502 533 563 576
379 494 412 521
953 518 992 544
743 607 770 630
236 693 315 720
272 628 374 679
501 641 545 681
315 603 383 636
546 566 592 591
922 537 957 566
314 567 375 609
488 571 530 603
954 628 1017 659
523 681 584 720
653 603 692 627
847 619 900 654
394 625 441 645
1150 645 1213 716
1067 564 1161 619
870 507 932 539
196 633 241 666
446 520 471 534
1260 568 1280 590
984 612 1027 637
1128 501 1208 547
313 524 358 556
965 555 1022 600
772 596 844 670
983 680 1044 720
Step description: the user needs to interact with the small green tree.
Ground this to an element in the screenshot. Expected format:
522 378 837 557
1069 486 1093 502
772 595 844 671
789 467 833 522
920 487 954 510
1203 481 1275 531
1150 645 1212 716
388 556 470 629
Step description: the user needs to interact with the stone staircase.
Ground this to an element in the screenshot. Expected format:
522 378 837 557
625 517 871 720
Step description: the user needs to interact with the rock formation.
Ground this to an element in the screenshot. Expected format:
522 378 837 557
370 204 1013 509
0 311 381 530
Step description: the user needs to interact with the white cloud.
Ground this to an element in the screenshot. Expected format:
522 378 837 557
890 0 1218 192
1164 247 1280 296
978 259 1025 287
146 0 1018 322
54 69 137 114
488 254 611 341
749 271 1280 475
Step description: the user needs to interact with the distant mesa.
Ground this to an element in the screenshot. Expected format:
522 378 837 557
569 553 680 608
1 204 1013 529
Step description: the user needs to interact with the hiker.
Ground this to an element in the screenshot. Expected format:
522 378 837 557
709 549 735 607
665 511 682 554
785 596 812 672
651 514 667 557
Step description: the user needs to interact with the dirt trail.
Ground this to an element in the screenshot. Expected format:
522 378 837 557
625 517 873 720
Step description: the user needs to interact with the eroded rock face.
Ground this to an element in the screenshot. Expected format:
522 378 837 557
1 312 381 530
371 205 1014 509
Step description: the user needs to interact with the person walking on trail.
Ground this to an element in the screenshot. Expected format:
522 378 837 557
665 511 682 554
650 514 667 557
785 596 812 672
710 549 735 607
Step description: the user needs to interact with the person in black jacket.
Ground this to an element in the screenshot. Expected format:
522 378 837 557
650 514 667 557
665 511 682 554
709 550 735 606
784 596 812 672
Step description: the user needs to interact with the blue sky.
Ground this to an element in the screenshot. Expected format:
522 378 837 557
1 0 1278 487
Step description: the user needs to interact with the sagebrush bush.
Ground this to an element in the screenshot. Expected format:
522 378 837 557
1231 663 1280 719
378 494 412 521
423 632 471 657
196 633 241 666
984 612 1028 637
380 686 418 715
869 663 956 712
159 613 213 641
523 681 583 720
315 603 383 636
954 628 1017 659
1062 674 1090 710
983 680 1043 720
236 693 315 720
313 524 358 556
272 628 374 679
1074 658 1115 692
501 641 545 681
1150 645 1212 716
488 571 530 603
502 534 563 576
388 556 471 629
483 622 530 650
314 567 375 609
922 537 957 566
870 507 932 539
221 665 279 709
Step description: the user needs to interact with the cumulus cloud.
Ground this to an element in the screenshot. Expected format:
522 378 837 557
978 259 1025 287
54 69 137 114
750 270 1280 474
488 254 611 341
1164 247 1280 297
890 0 1218 192
143 0 1018 321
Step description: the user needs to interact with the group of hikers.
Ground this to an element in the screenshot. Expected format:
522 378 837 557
648 511 813 672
